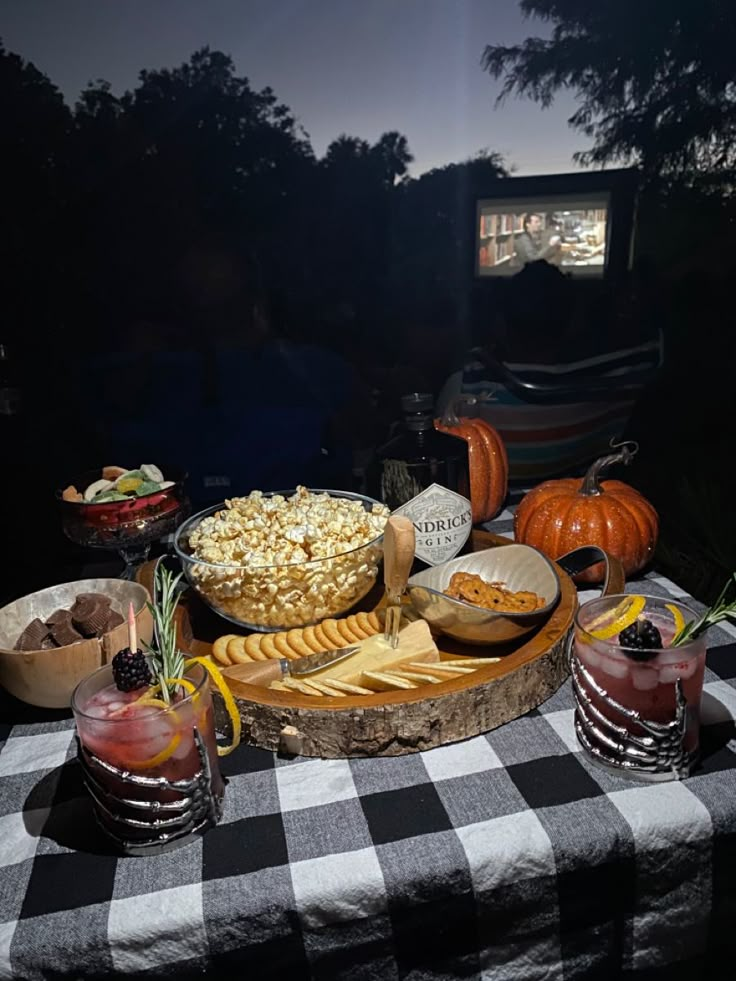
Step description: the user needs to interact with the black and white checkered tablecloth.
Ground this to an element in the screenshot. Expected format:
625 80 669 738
2 499 736 980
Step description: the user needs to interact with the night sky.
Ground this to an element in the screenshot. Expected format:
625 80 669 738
2 0 586 176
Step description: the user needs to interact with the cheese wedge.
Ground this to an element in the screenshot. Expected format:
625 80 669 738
304 619 438 687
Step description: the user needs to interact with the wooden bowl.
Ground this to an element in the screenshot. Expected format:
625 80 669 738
0 579 153 708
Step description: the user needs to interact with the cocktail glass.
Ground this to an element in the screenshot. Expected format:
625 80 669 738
71 661 225 854
571 593 707 781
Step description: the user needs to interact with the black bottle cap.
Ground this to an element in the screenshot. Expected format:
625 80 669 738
401 393 433 414
405 413 434 431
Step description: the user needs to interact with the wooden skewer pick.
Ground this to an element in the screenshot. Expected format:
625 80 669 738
128 601 137 653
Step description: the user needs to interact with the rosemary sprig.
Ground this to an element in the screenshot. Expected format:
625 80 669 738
143 564 185 703
671 573 736 647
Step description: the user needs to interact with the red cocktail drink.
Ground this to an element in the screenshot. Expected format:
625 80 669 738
572 594 706 781
72 662 225 853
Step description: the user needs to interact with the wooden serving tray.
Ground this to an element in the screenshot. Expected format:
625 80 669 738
143 530 611 758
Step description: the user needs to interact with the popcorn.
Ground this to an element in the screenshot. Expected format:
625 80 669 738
183 487 390 628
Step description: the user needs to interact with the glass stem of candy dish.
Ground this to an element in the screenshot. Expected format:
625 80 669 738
118 544 151 580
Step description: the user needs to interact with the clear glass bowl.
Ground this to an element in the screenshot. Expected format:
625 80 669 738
173 489 387 632
58 467 190 578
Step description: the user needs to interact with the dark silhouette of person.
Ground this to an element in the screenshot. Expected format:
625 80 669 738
514 213 562 267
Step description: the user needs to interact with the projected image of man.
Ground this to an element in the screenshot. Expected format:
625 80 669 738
514 213 561 267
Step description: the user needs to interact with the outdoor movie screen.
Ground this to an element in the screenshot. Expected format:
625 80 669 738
476 192 611 278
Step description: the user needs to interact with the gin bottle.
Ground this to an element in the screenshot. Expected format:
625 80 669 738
371 393 472 566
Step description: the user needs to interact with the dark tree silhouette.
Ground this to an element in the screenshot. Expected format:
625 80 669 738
0 41 72 346
67 48 315 333
388 152 509 298
481 0 736 183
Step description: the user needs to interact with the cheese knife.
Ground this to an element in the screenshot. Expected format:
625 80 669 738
383 514 416 648
221 644 359 688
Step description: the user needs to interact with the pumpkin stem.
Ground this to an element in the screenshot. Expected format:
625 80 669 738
440 393 495 427
581 440 639 496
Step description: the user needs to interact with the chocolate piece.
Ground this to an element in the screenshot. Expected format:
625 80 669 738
41 635 60 649
77 605 111 637
70 592 111 624
77 592 111 607
46 609 73 627
104 610 124 633
15 618 51 651
50 619 84 647
71 593 112 636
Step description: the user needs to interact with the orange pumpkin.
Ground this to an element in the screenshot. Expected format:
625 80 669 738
435 397 508 523
513 442 658 583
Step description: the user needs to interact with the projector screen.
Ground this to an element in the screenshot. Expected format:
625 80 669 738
476 191 611 277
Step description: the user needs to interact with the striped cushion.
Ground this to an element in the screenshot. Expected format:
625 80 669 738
457 340 660 482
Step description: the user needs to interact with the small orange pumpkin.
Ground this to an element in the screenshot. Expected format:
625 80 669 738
435 396 508 523
513 442 658 583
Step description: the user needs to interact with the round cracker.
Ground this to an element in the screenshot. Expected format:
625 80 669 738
346 614 369 640
336 617 359 645
320 618 344 649
312 621 333 650
259 633 280 659
356 611 377 636
273 631 296 659
287 628 313 658
227 636 252 664
212 634 236 666
302 625 325 653
364 610 382 633
245 634 267 661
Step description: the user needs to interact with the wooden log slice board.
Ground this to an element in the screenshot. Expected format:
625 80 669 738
149 530 602 758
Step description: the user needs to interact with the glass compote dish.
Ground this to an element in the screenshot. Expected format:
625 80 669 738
58 465 190 579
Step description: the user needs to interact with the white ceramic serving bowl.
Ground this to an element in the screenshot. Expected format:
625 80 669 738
407 544 560 646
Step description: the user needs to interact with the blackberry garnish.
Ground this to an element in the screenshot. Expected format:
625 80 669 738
112 647 152 692
618 617 662 662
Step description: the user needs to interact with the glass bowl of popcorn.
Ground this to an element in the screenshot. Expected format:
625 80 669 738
173 487 390 632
